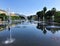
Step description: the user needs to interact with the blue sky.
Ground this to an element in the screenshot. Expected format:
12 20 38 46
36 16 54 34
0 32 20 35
0 0 60 16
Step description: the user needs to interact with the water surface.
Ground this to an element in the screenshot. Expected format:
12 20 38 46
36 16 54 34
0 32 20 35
0 22 60 46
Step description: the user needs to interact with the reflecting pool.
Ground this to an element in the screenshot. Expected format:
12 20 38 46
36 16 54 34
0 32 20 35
0 21 60 46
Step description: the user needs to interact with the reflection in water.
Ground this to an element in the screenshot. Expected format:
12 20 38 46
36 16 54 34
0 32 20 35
2 26 15 44
0 25 6 31
43 28 47 34
46 18 60 34
0 21 60 46
46 15 60 30
36 22 60 34
46 27 60 34
36 23 47 34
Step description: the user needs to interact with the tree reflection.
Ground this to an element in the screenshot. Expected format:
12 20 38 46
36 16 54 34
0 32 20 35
0 23 17 32
46 28 60 34
36 23 60 34
0 25 6 31
43 28 47 34
36 23 47 34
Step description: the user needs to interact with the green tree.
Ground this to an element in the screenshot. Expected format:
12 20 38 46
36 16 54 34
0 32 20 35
0 13 8 21
11 16 21 20
51 8 56 16
43 7 47 21
36 11 43 21
43 7 47 15
45 10 52 19
54 11 60 22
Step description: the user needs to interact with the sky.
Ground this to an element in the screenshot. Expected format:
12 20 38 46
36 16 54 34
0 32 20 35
0 0 60 16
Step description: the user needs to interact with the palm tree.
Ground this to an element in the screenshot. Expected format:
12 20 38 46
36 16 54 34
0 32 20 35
43 7 47 22
51 8 56 22
51 8 56 15
43 7 47 13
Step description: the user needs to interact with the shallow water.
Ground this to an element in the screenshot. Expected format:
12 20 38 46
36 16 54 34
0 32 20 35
0 22 60 46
